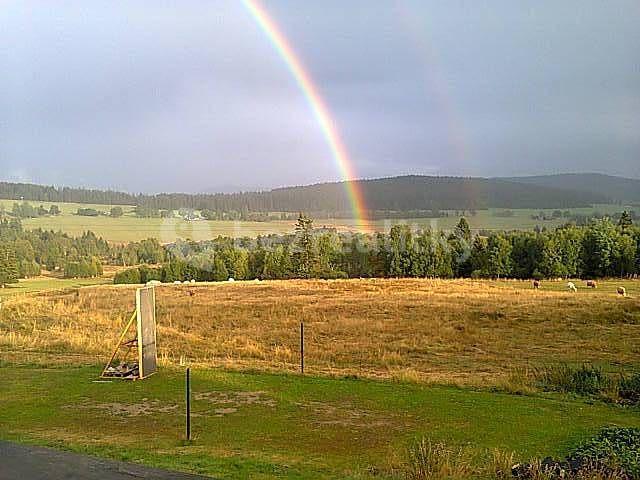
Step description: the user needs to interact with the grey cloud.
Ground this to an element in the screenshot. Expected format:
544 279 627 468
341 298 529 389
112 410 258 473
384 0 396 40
1 0 638 193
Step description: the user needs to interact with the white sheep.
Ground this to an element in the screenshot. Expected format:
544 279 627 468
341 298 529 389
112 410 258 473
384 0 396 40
567 282 577 292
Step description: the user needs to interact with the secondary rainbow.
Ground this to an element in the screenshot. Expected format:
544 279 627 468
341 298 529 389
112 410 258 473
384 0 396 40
242 0 369 229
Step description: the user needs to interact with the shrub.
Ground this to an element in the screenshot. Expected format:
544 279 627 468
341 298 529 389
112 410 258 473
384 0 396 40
618 373 640 405
76 208 100 217
403 439 472 480
138 265 162 283
113 268 141 284
110 206 124 218
533 364 611 396
569 427 640 478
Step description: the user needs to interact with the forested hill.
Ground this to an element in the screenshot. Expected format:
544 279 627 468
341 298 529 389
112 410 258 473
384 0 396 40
0 175 609 213
501 174 640 204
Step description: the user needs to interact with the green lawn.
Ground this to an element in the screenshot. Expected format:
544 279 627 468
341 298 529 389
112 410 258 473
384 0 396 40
1 365 638 479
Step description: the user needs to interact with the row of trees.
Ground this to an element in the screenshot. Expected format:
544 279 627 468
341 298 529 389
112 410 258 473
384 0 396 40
9 202 60 218
2 211 638 287
114 213 640 284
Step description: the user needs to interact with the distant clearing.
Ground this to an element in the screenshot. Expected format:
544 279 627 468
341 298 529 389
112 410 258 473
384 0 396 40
0 198 631 242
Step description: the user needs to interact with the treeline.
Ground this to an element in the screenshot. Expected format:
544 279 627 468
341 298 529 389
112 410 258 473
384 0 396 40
114 213 640 284
7 202 60 218
0 176 608 216
0 219 165 286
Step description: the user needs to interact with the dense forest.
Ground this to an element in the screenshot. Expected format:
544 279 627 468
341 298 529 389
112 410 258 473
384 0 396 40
111 212 640 284
0 175 612 217
502 173 640 204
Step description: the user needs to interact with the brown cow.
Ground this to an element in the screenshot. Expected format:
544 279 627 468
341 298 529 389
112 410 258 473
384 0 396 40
617 286 627 297
533 280 541 289
586 280 597 289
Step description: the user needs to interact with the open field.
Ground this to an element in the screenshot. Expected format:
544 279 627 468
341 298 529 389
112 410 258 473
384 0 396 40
0 267 121 299
1 197 632 242
1 278 639 478
2 278 639 383
0 277 111 298
0 198 298 242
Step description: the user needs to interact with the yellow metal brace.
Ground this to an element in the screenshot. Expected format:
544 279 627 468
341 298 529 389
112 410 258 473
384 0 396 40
101 311 137 378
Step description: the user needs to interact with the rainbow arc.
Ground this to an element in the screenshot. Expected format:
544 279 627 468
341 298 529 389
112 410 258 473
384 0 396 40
243 0 369 230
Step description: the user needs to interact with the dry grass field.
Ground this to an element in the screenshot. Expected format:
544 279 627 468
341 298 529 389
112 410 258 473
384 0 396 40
2 278 639 385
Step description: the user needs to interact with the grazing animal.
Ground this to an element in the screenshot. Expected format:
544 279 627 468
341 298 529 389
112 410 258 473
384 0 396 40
617 286 627 297
567 282 577 292
586 280 597 288
533 280 540 289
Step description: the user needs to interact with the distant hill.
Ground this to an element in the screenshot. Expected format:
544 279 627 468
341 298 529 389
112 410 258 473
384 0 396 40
502 173 640 204
0 175 610 214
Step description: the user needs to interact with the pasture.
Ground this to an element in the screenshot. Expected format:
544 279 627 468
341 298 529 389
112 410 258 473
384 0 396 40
2 278 638 382
0 197 631 242
1 278 639 479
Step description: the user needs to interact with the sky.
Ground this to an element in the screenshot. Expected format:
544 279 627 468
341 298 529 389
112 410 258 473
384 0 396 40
1 1 639 193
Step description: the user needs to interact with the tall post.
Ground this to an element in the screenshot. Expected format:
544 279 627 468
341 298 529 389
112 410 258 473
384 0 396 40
185 367 191 441
300 322 304 374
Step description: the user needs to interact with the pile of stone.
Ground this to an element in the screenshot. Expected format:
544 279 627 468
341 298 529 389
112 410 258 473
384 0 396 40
103 362 139 379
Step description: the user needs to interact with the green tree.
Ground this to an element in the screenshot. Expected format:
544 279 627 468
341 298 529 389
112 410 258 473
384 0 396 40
293 214 315 279
387 225 412 277
618 211 633 232
486 233 512 278
510 232 544 279
582 219 618 277
114 268 142 284
263 245 292 279
613 234 637 277
212 256 229 281
313 232 343 278
469 236 489 277
0 244 19 286
110 206 124 218
454 217 472 243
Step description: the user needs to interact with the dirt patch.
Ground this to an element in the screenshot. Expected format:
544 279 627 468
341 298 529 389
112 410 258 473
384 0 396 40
78 399 179 417
193 390 276 416
296 400 398 429
194 390 276 407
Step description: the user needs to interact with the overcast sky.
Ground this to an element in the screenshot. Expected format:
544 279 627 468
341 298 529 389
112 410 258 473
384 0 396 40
1 1 639 193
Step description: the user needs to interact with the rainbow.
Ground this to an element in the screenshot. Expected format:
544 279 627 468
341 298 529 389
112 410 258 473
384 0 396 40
242 0 369 230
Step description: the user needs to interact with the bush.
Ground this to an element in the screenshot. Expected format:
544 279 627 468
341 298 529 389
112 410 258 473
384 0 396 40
110 207 124 218
569 427 640 479
618 374 640 405
76 208 100 217
138 265 162 283
403 439 472 480
533 364 611 396
113 268 141 284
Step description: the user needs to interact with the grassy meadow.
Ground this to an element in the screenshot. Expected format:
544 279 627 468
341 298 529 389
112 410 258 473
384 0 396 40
2 278 638 382
1 278 639 478
1 197 632 242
